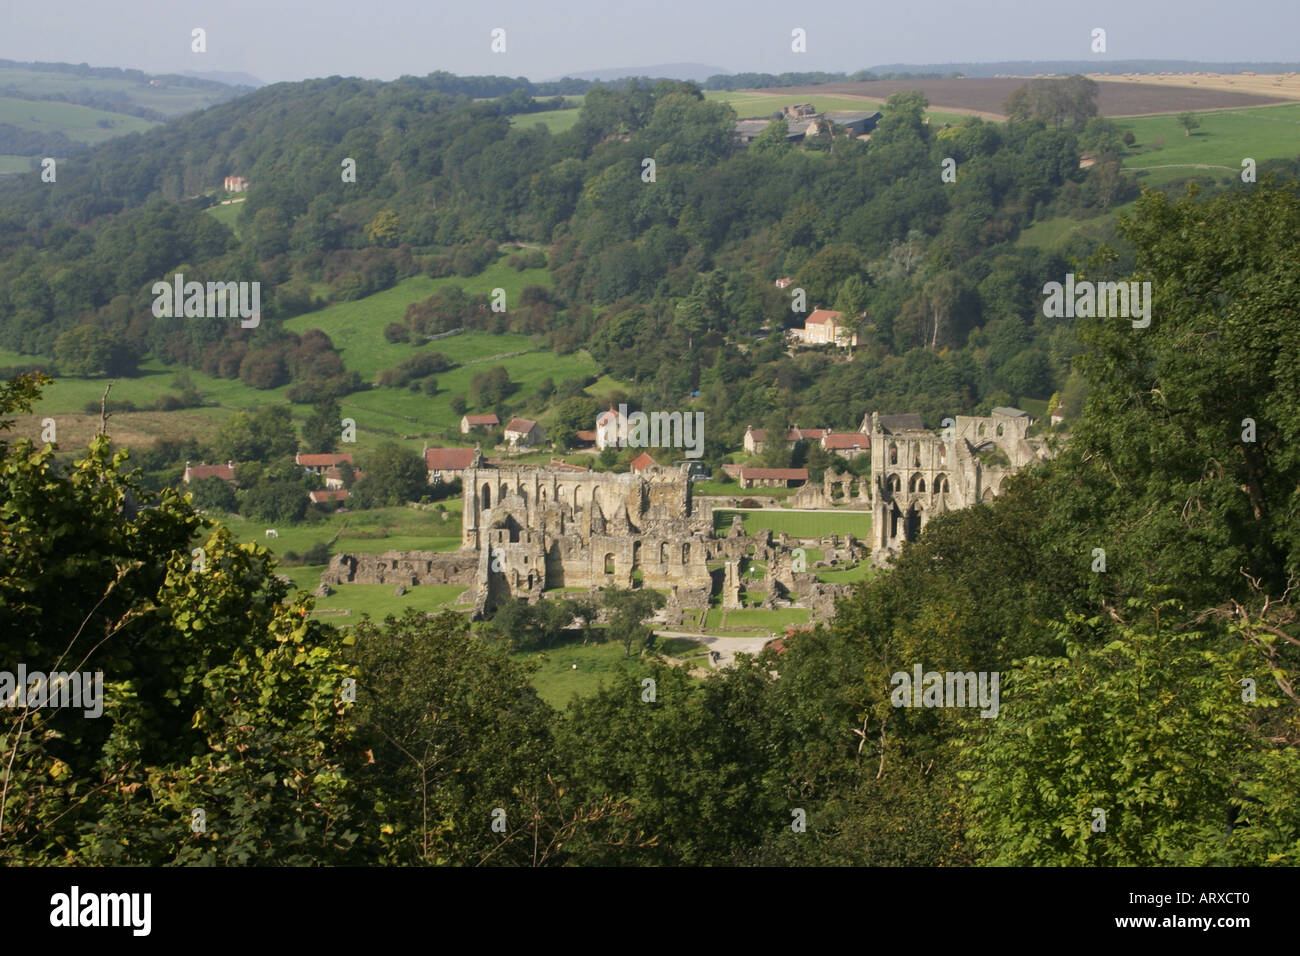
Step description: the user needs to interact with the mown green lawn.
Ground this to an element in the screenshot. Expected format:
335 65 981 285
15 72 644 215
713 508 872 539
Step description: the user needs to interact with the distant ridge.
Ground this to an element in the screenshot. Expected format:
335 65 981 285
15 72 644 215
180 70 265 89
545 62 729 83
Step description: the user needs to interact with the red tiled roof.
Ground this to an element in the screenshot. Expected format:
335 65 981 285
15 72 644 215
805 309 842 325
296 453 354 468
425 447 476 471
788 427 827 441
185 463 235 482
575 430 597 442
629 452 656 472
738 467 809 481
462 414 499 426
505 418 538 434
822 432 867 450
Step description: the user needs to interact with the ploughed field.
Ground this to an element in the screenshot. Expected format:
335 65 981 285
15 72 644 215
759 77 1293 118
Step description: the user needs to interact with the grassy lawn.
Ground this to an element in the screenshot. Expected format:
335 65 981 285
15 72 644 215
713 508 872 539
514 639 641 709
721 607 811 630
816 563 877 585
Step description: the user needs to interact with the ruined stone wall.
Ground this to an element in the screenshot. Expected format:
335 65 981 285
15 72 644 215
322 551 476 587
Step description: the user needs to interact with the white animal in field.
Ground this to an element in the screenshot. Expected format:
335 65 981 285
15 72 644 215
265 529 278 538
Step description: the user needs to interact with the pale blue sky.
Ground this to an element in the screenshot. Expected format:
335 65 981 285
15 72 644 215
2 0 1294 84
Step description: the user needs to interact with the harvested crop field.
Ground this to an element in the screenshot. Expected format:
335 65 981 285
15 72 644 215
756 78 1292 119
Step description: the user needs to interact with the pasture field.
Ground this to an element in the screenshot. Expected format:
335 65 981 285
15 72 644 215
204 200 245 238
282 260 551 379
510 109 582 134
1115 103 1300 186
0 155 30 174
0 95 157 144
212 503 463 560
0 66 231 117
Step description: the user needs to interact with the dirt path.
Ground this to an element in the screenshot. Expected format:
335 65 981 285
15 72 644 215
654 630 777 668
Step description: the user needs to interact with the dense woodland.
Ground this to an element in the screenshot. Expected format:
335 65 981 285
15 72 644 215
0 73 1297 865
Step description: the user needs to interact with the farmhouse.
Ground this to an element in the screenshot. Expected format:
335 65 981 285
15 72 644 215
323 466 362 490
460 413 499 434
743 425 828 455
792 309 857 347
425 446 478 484
504 418 544 448
595 406 627 450
296 452 354 476
822 432 869 460
183 461 236 484
223 176 248 192
736 466 809 489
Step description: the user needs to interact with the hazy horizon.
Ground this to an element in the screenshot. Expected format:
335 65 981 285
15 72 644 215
3 0 1297 86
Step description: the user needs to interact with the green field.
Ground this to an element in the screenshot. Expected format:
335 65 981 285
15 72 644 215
713 508 872 539
1116 103 1300 187
0 155 31 175
510 109 582 134
282 261 551 379
0 95 157 145
20 256 604 458
0 67 232 118
204 200 246 238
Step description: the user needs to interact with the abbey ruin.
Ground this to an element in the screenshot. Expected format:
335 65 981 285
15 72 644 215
320 408 1055 621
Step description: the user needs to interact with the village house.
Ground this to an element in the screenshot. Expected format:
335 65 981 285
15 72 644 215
595 406 627 451
460 413 500 434
295 452 354 476
504 418 544 449
573 429 597 450
736 466 809 489
792 309 857 348
821 432 869 460
629 451 657 473
183 461 237 484
774 277 794 289
425 447 477 484
322 466 363 491
223 176 248 192
743 425 829 455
